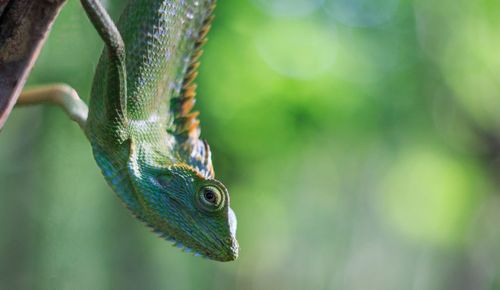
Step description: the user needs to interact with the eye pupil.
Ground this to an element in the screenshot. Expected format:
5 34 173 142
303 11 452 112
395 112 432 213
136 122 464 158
204 189 216 203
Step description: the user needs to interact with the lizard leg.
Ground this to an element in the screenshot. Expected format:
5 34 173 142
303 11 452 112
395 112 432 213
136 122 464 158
17 84 88 131
80 0 128 134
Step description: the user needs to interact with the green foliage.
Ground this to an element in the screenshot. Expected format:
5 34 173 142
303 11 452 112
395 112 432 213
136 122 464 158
1 0 500 289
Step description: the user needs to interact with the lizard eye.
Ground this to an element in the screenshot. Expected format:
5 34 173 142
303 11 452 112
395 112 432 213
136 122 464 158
197 185 224 212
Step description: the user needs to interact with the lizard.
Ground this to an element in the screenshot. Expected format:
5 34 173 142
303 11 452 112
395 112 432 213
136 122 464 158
14 0 238 262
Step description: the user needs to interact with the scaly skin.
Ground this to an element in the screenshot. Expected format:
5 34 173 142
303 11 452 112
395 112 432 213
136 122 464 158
84 0 238 261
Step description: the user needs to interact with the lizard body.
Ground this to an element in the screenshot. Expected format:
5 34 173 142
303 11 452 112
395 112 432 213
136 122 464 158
16 0 238 262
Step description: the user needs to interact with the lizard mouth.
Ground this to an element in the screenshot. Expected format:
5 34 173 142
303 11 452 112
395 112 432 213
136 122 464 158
150 203 239 262
153 229 238 262
149 208 239 262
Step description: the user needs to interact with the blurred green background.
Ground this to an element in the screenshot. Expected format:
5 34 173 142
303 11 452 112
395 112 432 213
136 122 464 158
1 0 500 289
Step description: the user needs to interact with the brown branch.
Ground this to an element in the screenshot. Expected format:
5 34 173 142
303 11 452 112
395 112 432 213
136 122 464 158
0 0 67 130
0 0 9 17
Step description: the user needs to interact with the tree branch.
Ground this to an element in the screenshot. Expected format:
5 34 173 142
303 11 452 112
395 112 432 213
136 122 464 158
0 0 66 130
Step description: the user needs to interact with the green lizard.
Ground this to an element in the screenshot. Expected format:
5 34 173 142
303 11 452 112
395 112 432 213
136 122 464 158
15 0 238 262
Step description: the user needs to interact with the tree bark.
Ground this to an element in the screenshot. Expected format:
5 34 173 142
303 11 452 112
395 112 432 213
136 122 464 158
0 0 66 130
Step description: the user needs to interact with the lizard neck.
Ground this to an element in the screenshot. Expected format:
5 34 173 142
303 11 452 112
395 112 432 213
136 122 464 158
90 130 178 214
91 140 142 214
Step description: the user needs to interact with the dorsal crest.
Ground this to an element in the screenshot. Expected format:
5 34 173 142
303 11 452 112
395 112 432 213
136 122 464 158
170 1 216 142
170 1 217 178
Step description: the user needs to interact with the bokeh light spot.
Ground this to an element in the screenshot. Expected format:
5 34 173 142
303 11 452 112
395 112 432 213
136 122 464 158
256 20 336 79
324 0 400 28
251 0 324 18
378 145 479 246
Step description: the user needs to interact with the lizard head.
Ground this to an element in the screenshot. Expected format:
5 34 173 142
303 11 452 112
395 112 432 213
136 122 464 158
129 160 239 262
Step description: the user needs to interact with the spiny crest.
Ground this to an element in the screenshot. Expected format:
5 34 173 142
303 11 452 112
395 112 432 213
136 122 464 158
171 1 216 141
